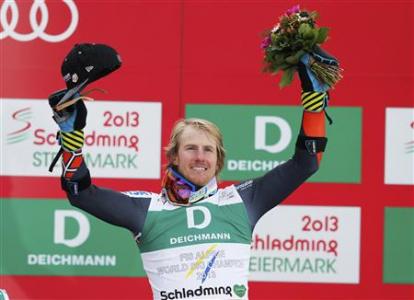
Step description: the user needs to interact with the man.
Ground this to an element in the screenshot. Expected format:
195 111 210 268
49 43 337 299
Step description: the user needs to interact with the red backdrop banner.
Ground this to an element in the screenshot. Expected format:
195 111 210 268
1 1 413 299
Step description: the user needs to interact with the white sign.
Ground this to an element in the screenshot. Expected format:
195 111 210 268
54 210 90 248
255 116 292 153
1 98 162 178
385 108 414 185
249 205 361 283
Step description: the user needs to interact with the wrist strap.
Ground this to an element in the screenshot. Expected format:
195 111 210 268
301 91 327 112
48 129 85 173
60 130 84 151
48 147 64 172
296 135 328 155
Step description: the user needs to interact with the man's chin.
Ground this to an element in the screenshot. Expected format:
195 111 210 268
189 176 211 187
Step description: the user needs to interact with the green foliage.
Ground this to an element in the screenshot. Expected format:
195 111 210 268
316 27 329 44
261 7 339 88
280 67 295 87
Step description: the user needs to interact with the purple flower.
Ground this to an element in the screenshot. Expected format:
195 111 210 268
260 36 271 49
286 4 300 16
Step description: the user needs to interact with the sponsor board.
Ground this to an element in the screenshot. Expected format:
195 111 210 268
186 105 361 183
385 108 414 185
1 99 162 178
1 198 146 276
249 205 361 283
383 207 414 283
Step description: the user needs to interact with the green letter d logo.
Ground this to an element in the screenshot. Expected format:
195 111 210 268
54 210 90 247
186 206 211 229
255 116 292 153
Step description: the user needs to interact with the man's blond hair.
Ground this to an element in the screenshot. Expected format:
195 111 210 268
165 118 226 175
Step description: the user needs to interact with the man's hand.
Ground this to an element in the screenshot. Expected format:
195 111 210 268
49 89 87 131
48 89 87 152
297 46 339 112
298 46 339 92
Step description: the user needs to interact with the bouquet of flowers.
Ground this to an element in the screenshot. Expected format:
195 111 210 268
261 5 343 88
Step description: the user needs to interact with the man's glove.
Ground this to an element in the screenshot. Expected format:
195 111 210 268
297 46 339 112
49 89 87 152
48 89 88 173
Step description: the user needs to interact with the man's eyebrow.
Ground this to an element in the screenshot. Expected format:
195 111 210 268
183 143 214 148
182 143 197 149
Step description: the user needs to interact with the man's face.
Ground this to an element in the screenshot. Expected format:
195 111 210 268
172 126 218 187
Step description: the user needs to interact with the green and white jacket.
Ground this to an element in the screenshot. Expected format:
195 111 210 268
139 185 251 299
